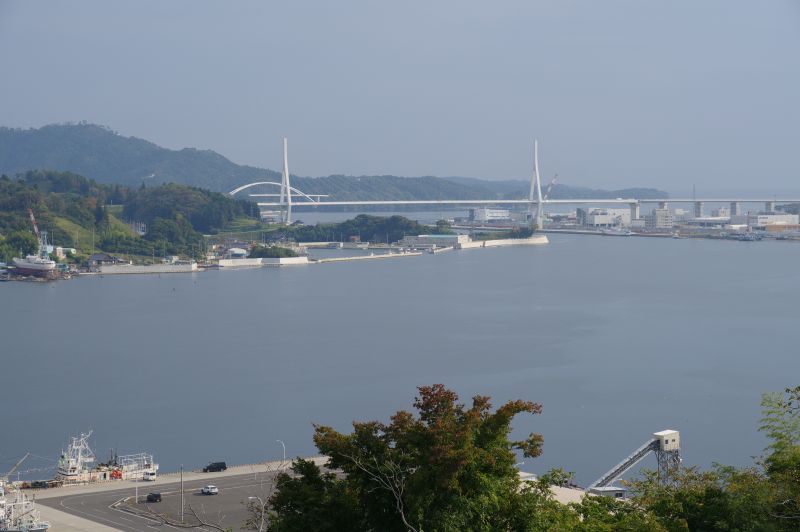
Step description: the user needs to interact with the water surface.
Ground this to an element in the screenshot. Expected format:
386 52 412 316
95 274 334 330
2 234 797 485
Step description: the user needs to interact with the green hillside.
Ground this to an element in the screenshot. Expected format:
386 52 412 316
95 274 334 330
0 123 667 200
0 170 257 263
0 124 488 199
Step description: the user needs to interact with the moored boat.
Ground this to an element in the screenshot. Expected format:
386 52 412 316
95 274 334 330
10 210 56 279
0 481 50 532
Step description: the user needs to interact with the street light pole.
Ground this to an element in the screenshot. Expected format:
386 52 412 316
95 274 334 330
276 440 286 464
248 496 266 532
180 464 184 523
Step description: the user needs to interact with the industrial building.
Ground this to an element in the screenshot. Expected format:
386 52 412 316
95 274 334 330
644 207 674 230
576 208 631 228
469 207 511 222
734 213 800 229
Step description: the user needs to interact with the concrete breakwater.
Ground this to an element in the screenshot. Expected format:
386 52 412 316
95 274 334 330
314 251 422 264
97 263 198 275
218 256 309 268
458 235 549 249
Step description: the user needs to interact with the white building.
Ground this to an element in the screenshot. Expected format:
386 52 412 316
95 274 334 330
738 213 799 228
469 208 511 222
671 208 691 223
226 247 249 258
686 216 730 228
644 207 674 230
577 208 631 227
399 234 471 248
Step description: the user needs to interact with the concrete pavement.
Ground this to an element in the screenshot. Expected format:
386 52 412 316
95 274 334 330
33 458 326 531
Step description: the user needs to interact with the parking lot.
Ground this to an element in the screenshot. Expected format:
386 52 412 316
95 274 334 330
36 462 308 531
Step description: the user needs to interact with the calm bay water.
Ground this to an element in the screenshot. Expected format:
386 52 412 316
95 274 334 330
2 234 798 485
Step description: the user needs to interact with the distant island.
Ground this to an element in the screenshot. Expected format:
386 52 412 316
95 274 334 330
0 123 668 200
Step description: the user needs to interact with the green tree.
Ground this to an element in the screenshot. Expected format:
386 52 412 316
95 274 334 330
267 384 551 531
262 459 363 532
628 465 776 531
760 386 800 524
5 230 39 256
94 201 109 232
249 246 298 258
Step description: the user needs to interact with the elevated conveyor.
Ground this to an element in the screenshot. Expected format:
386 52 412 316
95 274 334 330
589 440 659 489
589 430 681 491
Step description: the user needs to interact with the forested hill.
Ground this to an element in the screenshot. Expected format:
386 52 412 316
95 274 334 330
0 170 256 262
0 123 668 199
0 123 279 192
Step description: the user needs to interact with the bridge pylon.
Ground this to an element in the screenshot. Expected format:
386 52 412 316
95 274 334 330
529 140 544 229
280 137 292 225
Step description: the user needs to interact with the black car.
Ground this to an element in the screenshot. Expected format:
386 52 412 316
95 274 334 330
146 492 162 503
203 461 227 473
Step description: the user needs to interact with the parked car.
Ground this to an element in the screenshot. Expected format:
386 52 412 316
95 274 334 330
202 462 227 473
146 492 162 503
200 485 219 495
142 471 157 481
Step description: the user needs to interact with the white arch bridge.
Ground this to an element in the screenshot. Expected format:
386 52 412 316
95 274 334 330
230 139 800 225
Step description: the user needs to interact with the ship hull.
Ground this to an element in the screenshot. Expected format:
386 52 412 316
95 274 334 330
11 258 56 278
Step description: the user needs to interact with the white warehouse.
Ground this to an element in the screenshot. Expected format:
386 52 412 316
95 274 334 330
577 208 631 227
469 207 511 222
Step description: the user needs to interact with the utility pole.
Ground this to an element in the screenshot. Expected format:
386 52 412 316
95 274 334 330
180 464 184 523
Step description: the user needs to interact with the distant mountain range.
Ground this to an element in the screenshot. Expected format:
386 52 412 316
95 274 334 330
0 123 667 200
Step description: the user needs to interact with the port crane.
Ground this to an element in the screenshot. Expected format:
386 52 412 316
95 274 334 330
27 209 41 244
2 452 30 482
542 174 558 202
588 430 681 495
532 174 558 225
26 208 49 253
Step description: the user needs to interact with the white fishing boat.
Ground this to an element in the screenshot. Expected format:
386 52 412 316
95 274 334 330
600 228 633 236
0 481 50 532
56 431 158 483
11 210 56 279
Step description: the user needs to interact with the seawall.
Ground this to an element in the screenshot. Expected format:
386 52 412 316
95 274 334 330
457 235 549 249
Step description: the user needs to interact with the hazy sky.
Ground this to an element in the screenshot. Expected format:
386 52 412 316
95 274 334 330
1 1 799 193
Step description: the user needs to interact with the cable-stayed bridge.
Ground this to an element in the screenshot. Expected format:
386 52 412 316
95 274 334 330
230 139 800 225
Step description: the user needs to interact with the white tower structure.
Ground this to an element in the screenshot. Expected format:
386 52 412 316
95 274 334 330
528 140 544 229
279 137 292 225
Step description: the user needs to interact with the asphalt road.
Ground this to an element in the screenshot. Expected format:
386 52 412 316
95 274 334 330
37 470 282 531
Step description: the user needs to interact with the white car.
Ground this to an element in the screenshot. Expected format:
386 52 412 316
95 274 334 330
200 485 219 495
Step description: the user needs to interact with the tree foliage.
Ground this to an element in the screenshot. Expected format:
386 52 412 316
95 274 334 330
286 214 437 244
263 384 800 532
624 385 800 531
122 182 252 234
268 384 560 531
249 246 298 258
0 170 256 260
0 231 39 262
263 459 362 532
